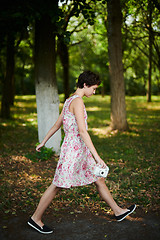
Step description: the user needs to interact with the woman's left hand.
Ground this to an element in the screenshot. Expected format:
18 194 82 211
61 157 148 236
95 157 107 168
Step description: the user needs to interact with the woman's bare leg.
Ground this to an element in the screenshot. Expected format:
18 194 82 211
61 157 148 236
31 183 60 227
95 178 128 216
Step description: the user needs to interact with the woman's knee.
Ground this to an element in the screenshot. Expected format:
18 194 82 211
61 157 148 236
49 183 61 193
95 177 106 187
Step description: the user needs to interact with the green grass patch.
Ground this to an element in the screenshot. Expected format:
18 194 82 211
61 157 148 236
25 145 55 162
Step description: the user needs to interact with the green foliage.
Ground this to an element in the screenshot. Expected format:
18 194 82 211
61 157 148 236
125 77 146 96
25 145 55 162
122 0 160 95
0 0 160 97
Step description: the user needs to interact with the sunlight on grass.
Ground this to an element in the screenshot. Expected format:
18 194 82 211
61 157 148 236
90 126 119 138
29 174 42 181
91 127 110 137
86 106 104 112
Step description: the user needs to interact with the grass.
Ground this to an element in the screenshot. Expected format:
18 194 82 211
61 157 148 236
0 94 160 217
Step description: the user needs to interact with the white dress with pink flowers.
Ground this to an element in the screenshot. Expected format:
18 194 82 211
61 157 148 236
52 95 99 188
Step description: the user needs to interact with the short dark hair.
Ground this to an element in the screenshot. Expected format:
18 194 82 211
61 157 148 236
76 70 101 89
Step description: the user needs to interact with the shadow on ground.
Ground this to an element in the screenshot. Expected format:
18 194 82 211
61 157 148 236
0 208 160 240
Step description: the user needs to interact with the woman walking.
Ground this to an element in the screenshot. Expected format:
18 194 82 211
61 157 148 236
28 70 136 234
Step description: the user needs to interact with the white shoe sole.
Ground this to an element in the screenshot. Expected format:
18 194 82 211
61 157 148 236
27 221 53 234
117 204 136 222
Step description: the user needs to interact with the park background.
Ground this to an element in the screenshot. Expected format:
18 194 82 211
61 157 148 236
0 0 160 224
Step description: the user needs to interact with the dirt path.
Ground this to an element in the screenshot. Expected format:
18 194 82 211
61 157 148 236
0 209 160 240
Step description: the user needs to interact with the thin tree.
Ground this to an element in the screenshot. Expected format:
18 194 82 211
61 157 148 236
147 0 153 102
1 32 15 118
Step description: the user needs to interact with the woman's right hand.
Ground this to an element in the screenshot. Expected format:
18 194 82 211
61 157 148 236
36 142 44 152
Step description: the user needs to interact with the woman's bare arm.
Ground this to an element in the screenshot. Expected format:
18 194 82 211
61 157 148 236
36 109 64 152
72 98 107 168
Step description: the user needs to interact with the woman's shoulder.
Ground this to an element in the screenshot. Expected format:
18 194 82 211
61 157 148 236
70 95 84 105
63 95 83 111
68 95 84 113
67 95 83 103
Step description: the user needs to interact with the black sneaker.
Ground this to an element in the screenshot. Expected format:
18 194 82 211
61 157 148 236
115 204 136 222
27 217 53 234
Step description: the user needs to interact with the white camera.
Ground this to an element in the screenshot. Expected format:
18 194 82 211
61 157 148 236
94 165 109 178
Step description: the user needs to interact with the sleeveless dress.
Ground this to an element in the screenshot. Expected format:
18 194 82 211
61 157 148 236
52 95 99 188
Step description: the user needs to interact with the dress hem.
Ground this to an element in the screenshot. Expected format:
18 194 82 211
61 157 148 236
52 178 99 189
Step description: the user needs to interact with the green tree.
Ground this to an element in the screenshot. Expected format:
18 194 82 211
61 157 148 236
68 14 109 95
15 28 34 95
123 0 160 99
57 0 97 100
0 1 28 118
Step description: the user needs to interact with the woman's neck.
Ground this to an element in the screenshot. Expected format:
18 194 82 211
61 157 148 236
74 88 84 98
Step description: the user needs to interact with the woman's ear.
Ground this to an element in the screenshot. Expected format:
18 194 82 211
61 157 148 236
83 83 87 88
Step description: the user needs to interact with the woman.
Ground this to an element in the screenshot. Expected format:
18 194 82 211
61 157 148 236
28 70 136 234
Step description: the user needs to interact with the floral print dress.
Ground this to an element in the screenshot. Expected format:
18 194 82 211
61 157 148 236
52 95 99 188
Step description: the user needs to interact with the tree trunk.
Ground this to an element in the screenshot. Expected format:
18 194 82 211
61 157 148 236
107 0 128 130
147 0 153 102
58 40 70 100
1 32 15 118
35 15 61 153
21 62 25 95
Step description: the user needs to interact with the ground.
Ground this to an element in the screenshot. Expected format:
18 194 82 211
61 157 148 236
1 95 160 240
0 208 160 240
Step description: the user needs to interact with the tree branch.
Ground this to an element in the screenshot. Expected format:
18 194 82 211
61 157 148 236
151 0 160 12
70 20 87 34
70 40 84 47
131 39 159 68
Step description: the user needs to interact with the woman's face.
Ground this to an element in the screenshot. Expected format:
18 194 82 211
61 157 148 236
84 84 99 97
